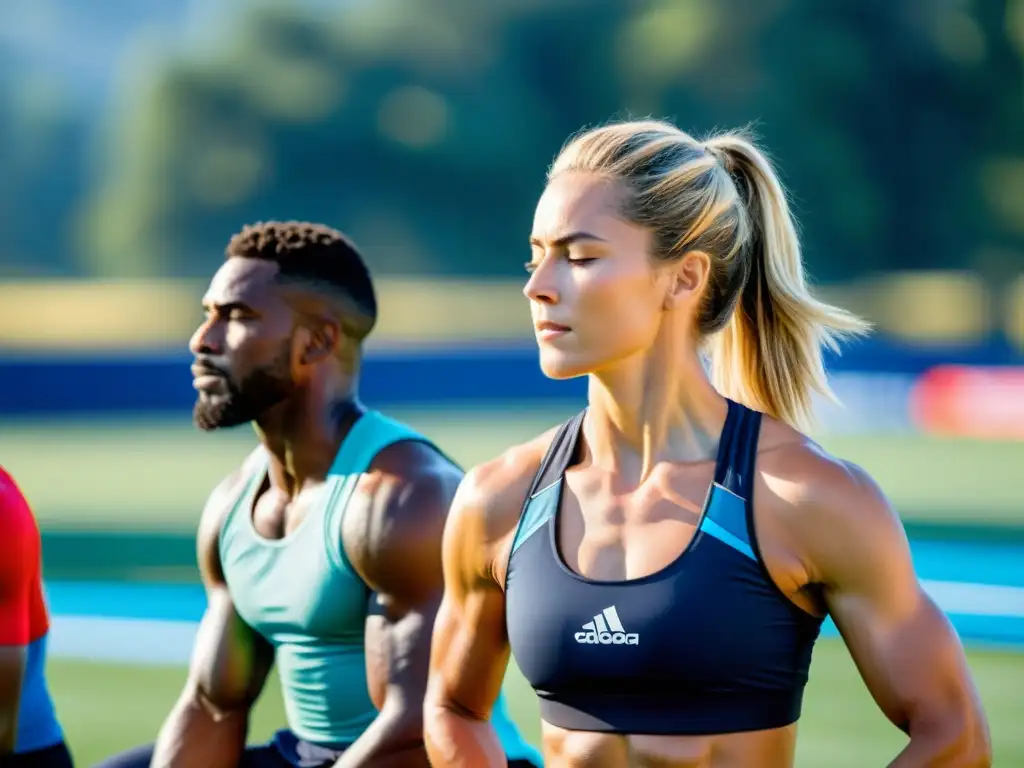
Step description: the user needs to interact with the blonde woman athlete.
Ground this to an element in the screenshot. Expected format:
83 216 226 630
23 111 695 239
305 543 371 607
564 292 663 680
424 120 991 768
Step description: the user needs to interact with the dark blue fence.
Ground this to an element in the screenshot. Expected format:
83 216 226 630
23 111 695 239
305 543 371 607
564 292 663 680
0 337 1020 417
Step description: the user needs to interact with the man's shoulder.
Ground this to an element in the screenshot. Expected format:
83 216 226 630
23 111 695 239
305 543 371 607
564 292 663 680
0 466 36 538
0 467 39 580
196 449 264 559
341 434 461 598
352 439 461 547
368 437 460 483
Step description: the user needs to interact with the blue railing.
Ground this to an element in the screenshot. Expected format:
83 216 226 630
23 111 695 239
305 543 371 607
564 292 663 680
0 337 1020 417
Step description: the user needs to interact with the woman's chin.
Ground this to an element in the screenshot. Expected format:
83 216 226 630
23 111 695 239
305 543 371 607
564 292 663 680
538 351 591 381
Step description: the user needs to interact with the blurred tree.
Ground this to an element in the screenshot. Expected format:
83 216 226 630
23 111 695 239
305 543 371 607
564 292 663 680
72 0 1024 284
0 52 88 277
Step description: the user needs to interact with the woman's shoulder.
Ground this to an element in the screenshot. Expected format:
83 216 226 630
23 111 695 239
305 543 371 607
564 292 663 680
459 425 562 532
755 414 881 512
443 422 568 583
754 415 901 582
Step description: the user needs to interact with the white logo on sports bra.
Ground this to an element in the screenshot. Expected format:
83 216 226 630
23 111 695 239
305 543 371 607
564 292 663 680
574 605 639 646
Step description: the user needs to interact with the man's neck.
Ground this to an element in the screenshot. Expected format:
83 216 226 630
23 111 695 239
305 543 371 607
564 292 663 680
255 390 364 497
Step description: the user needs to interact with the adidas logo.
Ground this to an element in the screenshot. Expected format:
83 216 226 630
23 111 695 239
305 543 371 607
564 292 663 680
574 605 639 646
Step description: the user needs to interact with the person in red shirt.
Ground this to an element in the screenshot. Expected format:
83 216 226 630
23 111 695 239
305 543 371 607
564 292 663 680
0 466 72 767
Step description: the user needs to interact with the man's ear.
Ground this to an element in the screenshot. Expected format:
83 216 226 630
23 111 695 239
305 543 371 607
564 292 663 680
299 317 341 366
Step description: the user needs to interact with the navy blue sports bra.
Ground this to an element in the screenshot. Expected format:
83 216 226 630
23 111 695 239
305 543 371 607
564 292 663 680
504 400 824 735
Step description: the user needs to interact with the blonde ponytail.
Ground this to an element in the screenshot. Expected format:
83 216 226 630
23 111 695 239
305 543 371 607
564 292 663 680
703 134 870 431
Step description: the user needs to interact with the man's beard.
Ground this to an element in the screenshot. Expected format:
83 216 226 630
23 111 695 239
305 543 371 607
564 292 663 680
193 349 295 431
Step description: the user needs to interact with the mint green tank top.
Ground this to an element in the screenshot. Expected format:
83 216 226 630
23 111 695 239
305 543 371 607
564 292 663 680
218 410 541 764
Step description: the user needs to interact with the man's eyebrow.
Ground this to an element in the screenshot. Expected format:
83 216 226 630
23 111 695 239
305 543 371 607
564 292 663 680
200 300 255 313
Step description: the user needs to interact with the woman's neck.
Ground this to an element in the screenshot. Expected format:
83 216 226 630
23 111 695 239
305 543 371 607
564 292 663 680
586 332 727 485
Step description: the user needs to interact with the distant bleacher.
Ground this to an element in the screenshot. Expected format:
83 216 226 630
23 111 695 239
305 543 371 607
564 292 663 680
0 272 1020 352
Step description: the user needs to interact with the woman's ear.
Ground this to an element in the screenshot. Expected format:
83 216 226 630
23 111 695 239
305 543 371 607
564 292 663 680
663 250 711 310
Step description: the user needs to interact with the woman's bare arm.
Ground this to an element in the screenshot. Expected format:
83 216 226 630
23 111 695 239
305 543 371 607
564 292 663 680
424 442 544 768
779 446 992 768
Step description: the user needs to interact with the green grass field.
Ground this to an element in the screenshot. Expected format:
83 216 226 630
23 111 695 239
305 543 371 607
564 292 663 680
3 408 1023 532
4 409 1022 766
50 641 1024 768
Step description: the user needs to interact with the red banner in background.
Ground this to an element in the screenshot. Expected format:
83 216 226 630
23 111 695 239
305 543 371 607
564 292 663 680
911 366 1024 439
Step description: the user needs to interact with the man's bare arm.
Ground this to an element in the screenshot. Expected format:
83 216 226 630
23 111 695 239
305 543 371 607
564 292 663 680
0 477 35 755
151 470 275 768
0 646 26 753
334 441 462 768
793 454 992 768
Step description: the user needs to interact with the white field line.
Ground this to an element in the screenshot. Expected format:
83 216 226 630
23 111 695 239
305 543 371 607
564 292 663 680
45 580 1024 664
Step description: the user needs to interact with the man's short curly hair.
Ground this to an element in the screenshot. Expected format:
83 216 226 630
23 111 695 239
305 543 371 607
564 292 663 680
226 221 377 340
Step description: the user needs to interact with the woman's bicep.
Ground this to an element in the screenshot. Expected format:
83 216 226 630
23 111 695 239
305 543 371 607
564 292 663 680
429 581 511 720
428 472 515 720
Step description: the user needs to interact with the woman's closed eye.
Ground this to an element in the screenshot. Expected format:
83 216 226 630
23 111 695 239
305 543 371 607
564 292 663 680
567 256 597 266
525 253 597 273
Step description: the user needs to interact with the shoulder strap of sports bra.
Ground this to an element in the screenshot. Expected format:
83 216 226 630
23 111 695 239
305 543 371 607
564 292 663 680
713 399 763 500
525 409 587 499
504 409 586 578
